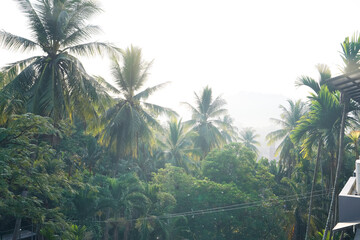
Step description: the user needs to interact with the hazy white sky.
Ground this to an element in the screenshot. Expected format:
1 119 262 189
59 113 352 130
1 0 360 131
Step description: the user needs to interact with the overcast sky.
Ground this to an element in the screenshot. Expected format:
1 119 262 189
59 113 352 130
1 0 360 133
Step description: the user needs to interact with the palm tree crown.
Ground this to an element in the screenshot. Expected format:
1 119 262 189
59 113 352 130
0 0 118 122
266 99 307 171
239 127 260 154
161 117 198 172
183 86 230 157
100 46 174 158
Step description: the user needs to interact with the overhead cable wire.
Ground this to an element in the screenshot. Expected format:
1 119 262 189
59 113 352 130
87 188 331 223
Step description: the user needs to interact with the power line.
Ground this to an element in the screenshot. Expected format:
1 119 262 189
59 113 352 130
89 188 332 223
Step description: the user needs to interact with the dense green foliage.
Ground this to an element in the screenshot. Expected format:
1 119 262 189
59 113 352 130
1 1 360 240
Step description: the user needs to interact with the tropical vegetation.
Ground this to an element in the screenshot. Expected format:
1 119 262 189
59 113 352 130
1 1 360 240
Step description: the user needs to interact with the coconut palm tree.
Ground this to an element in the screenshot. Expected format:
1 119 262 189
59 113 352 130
161 117 199 173
100 46 175 159
182 86 229 158
239 127 260 154
0 0 118 123
219 114 239 143
266 99 307 175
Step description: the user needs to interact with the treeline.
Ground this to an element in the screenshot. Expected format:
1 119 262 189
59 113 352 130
1 1 360 240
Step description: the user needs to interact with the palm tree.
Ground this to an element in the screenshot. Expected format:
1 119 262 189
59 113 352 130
294 64 338 240
266 99 307 175
100 46 175 159
107 174 150 240
0 0 118 123
292 86 342 240
239 127 260 154
182 86 229 158
0 90 25 126
347 130 360 159
160 117 199 173
322 33 360 240
340 33 360 73
219 114 239 143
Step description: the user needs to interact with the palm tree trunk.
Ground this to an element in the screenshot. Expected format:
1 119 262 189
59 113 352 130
322 94 348 240
114 224 119 240
320 157 324 191
123 222 130 240
103 208 110 240
12 190 28 240
305 140 322 240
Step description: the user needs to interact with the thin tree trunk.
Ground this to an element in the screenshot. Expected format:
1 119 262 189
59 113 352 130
12 190 28 240
123 222 130 240
330 151 335 192
114 225 119 240
329 204 335 240
322 94 348 240
339 230 344 240
103 208 110 240
305 140 322 240
330 197 339 240
320 157 324 191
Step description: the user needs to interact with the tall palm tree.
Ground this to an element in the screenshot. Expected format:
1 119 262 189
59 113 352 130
294 64 336 240
161 117 199 173
100 46 175 159
182 86 229 158
292 86 342 240
0 0 118 123
322 33 360 240
266 99 307 175
239 127 260 154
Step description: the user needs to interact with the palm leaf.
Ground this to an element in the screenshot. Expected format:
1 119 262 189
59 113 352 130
61 25 102 47
0 31 39 52
295 76 320 93
1 56 41 84
65 42 121 57
14 0 50 46
93 75 120 94
142 102 178 117
134 82 170 101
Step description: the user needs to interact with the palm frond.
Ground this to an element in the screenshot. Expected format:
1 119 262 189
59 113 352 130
181 102 201 116
134 82 170 101
295 76 320 93
65 42 121 57
316 64 331 85
0 31 39 52
14 0 50 46
93 75 120 94
142 102 177 117
266 129 288 145
63 0 102 35
61 25 102 47
1 56 41 85
208 108 228 118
